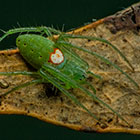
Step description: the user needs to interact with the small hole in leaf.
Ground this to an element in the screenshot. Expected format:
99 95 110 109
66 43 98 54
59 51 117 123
107 118 113 123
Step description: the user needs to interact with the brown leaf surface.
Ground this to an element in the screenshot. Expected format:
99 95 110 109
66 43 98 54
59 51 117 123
0 2 140 134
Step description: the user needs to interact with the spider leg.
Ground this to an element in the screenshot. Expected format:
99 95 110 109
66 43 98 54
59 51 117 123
57 42 102 80
39 68 105 124
57 41 139 88
0 79 44 97
84 81 96 94
40 63 130 126
58 34 134 71
0 71 45 97
0 26 62 42
0 71 38 76
87 71 102 80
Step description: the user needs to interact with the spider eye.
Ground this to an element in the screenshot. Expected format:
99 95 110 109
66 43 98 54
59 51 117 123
23 43 27 47
17 39 20 42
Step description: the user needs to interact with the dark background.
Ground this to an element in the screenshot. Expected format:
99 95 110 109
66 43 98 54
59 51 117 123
0 0 140 139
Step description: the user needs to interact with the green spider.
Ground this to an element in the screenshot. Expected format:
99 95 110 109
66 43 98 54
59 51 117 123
0 26 139 126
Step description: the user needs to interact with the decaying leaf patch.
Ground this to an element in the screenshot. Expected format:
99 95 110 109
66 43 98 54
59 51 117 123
0 2 140 134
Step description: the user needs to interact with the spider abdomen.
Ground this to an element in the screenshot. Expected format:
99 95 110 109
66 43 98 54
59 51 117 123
16 34 55 69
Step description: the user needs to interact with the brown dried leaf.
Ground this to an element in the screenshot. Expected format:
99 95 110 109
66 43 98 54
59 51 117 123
0 2 140 134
